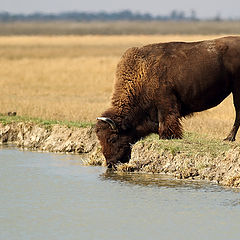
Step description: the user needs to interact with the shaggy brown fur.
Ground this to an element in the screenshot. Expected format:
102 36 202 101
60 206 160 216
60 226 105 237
96 36 240 167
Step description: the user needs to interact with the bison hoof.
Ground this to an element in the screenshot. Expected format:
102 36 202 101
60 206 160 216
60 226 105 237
224 137 235 142
159 134 182 140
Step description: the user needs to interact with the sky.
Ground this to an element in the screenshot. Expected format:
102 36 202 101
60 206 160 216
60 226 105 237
1 0 240 19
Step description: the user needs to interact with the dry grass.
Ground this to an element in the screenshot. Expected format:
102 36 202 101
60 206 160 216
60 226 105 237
0 34 238 140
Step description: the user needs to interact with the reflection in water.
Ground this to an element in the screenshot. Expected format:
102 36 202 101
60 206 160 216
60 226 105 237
1 146 240 240
223 198 240 207
101 169 219 190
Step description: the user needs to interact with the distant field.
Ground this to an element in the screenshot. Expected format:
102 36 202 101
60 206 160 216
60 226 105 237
0 35 237 140
0 21 240 35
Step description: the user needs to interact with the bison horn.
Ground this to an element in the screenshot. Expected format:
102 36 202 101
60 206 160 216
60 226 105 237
97 117 117 130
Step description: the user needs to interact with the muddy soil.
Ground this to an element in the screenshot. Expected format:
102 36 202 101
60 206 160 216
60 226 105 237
1 122 240 188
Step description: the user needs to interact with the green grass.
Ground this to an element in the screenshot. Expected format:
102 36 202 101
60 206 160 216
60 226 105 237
0 114 94 128
1 113 238 159
141 132 237 158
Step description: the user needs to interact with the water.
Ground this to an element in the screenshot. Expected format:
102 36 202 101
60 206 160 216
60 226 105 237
1 145 240 240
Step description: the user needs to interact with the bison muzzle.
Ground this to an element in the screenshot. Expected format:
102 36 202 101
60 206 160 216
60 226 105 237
96 36 240 167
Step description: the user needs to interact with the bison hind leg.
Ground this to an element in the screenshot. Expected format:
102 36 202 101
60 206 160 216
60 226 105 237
159 115 183 139
224 87 240 141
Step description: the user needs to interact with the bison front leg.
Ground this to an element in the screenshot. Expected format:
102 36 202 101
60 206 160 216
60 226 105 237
158 111 183 139
156 91 183 139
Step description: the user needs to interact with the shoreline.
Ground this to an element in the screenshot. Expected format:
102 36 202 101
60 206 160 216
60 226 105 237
1 121 240 188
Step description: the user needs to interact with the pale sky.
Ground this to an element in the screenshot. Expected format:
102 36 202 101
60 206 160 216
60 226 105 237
1 0 240 19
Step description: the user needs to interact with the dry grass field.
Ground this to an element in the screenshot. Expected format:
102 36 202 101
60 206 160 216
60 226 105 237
0 34 238 140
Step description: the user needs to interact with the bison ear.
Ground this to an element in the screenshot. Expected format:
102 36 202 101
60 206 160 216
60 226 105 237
97 117 117 131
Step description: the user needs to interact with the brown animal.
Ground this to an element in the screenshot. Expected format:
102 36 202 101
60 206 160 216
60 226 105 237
96 36 240 168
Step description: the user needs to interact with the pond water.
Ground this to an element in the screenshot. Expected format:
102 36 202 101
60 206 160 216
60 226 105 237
1 145 240 240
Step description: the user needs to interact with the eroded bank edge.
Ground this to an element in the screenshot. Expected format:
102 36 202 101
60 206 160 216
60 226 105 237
0 119 240 188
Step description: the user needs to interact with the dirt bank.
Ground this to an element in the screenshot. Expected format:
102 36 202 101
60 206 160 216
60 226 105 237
1 122 240 188
0 122 98 153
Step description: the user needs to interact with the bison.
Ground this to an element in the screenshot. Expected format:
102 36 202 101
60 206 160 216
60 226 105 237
96 36 240 168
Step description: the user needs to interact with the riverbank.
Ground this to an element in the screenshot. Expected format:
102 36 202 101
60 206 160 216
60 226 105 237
1 118 240 188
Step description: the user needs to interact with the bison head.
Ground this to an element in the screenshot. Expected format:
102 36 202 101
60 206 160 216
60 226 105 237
96 116 135 168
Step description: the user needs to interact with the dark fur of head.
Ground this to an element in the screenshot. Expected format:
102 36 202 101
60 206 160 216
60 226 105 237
95 111 136 168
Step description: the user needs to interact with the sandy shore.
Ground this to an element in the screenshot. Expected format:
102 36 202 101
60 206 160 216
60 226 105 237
1 122 240 188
